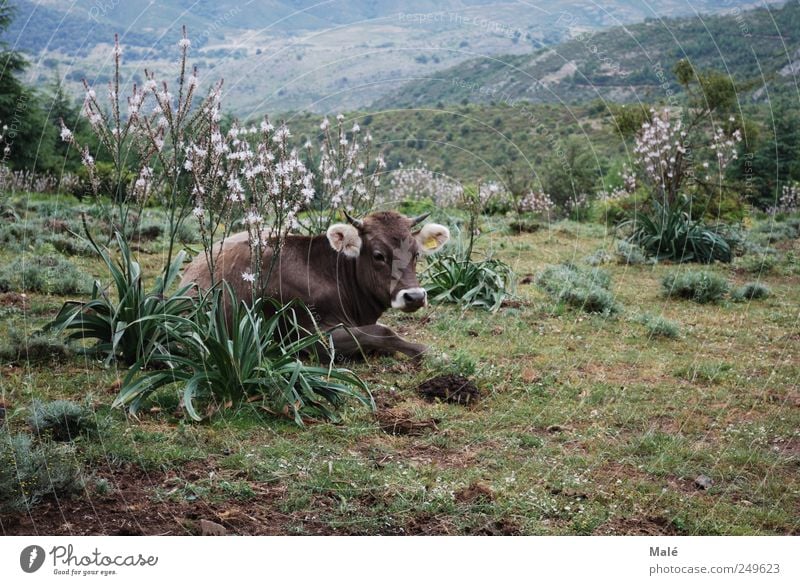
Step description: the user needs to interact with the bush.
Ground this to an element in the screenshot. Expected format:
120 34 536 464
535 263 620 315
0 429 83 515
46 233 95 256
584 249 613 266
0 329 71 364
114 284 373 424
424 254 515 312
636 313 680 339
731 282 771 302
0 255 90 295
615 240 650 265
28 400 95 441
662 270 729 303
621 197 732 264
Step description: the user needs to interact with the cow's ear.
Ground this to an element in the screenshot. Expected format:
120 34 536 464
327 223 362 257
415 223 450 255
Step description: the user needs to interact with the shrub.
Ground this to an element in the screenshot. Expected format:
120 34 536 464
46 233 95 256
621 198 733 264
424 254 515 312
535 264 620 315
0 255 90 295
114 284 373 424
662 270 729 303
615 240 650 265
731 282 771 302
584 249 613 266
636 313 680 339
0 329 71 364
28 400 95 441
0 429 83 515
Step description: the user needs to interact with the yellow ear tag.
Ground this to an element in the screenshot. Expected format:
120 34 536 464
424 236 439 250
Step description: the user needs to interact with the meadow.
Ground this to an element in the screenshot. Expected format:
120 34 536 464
1 194 797 535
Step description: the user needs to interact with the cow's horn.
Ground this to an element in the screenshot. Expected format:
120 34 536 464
343 209 363 228
409 212 431 227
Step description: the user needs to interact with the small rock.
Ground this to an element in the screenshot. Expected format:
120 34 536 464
694 475 713 490
200 519 227 536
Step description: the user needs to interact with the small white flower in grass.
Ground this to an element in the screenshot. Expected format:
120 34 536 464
187 75 198 89
241 271 256 283
111 44 122 57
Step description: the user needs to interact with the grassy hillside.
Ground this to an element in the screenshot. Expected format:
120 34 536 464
376 1 800 108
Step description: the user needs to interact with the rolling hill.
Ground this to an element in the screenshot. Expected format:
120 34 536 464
2 0 788 114
374 0 800 109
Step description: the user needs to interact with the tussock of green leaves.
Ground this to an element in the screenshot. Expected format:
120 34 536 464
535 263 620 315
424 254 514 312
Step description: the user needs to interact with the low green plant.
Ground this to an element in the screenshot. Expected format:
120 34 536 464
0 329 72 364
45 232 195 365
636 313 680 339
584 249 613 266
535 263 620 315
731 282 771 302
424 254 515 312
28 400 95 442
0 254 90 295
662 270 729 303
621 197 732 264
114 284 373 425
0 429 83 515
615 240 650 265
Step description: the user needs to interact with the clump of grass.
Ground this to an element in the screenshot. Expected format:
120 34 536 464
28 400 95 442
0 255 90 295
662 270 729 304
731 282 771 302
0 328 72 364
636 313 680 339
426 349 477 377
45 233 95 256
508 220 541 234
584 249 613 266
615 240 650 265
734 252 778 274
0 429 83 514
535 263 620 315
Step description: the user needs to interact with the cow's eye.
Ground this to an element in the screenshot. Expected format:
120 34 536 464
373 251 386 263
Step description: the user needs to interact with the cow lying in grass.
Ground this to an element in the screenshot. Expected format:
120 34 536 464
180 211 450 358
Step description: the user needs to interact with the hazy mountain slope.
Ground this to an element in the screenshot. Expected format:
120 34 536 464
3 0 788 113
375 1 800 109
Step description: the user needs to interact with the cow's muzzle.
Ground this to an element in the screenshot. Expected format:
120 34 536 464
392 287 427 312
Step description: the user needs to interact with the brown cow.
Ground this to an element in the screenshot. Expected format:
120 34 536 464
180 211 450 358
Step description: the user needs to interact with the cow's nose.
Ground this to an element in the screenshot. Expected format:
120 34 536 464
403 289 426 306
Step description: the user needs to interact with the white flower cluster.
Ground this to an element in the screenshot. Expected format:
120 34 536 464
633 108 687 196
387 161 463 207
769 183 800 214
518 190 555 213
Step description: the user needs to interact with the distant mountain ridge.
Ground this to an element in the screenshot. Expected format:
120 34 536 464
2 0 789 113
375 1 800 109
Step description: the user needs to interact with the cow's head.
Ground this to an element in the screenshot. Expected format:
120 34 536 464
326 211 450 312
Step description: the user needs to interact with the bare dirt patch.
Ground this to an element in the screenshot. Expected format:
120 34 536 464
594 516 680 535
417 374 480 405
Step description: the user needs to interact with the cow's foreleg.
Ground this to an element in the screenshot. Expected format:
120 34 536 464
327 324 427 359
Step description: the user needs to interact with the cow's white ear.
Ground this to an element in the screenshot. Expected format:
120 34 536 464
415 223 450 255
327 223 362 257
